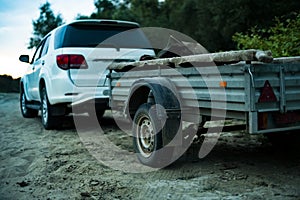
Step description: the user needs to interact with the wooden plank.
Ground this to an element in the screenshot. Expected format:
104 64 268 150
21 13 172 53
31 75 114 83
273 56 300 64
108 49 273 70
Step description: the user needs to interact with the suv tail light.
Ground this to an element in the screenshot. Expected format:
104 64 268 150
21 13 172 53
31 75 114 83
56 54 88 70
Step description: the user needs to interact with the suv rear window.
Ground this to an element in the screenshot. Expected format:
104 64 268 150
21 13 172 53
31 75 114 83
55 23 152 49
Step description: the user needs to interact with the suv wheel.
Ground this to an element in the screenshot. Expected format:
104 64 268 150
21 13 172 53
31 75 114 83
41 88 62 129
20 88 38 118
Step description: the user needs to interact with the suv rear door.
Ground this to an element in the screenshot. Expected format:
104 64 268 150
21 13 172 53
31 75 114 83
58 22 154 87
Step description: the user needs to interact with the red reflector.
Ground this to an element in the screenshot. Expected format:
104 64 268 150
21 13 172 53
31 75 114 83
273 112 300 124
56 54 88 70
258 112 268 130
258 80 277 102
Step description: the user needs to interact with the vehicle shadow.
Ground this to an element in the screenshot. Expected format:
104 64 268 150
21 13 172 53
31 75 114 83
47 113 300 172
43 110 131 132
169 130 300 170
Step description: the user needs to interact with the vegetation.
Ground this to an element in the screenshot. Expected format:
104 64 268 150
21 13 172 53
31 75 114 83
233 13 300 57
0 75 20 93
28 2 63 49
29 1 300 54
77 0 300 53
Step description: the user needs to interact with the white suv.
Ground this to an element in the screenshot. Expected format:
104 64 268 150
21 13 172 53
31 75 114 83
19 20 154 129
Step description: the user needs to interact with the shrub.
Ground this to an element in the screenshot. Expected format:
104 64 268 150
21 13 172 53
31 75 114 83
232 13 300 57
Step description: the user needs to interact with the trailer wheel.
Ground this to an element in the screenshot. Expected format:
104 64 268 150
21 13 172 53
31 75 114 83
133 103 173 167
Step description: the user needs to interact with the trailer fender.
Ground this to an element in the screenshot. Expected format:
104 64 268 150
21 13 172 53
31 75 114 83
126 77 182 145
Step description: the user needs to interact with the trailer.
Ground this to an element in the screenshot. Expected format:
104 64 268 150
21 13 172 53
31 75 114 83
107 49 300 167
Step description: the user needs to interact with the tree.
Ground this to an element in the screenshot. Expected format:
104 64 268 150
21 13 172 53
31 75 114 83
112 0 137 22
155 0 300 52
28 2 63 49
232 13 300 57
90 0 119 19
86 0 165 26
79 0 300 52
129 0 161 26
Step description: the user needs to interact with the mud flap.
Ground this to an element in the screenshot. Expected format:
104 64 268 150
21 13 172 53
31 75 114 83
162 111 182 147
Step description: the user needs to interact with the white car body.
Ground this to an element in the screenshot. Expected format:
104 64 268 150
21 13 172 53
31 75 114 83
19 19 155 129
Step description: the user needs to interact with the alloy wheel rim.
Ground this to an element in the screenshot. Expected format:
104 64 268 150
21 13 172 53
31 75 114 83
21 93 27 113
42 94 48 124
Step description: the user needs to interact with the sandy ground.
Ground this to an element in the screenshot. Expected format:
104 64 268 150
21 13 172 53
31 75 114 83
0 93 299 199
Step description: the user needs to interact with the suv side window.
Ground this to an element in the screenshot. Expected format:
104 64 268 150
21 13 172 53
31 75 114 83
54 26 66 49
41 36 50 57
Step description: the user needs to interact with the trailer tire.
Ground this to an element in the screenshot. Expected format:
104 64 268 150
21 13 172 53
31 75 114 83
133 103 174 168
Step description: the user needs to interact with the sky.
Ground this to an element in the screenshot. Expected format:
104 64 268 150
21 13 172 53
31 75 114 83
0 0 95 78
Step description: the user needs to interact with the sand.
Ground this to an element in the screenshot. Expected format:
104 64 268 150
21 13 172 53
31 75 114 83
0 93 299 199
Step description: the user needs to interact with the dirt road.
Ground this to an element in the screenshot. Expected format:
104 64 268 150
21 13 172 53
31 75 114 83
0 93 299 199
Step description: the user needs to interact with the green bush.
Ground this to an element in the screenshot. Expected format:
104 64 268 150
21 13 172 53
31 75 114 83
232 13 300 57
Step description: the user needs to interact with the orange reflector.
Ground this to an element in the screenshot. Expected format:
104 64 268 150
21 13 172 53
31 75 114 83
116 82 121 87
219 81 227 88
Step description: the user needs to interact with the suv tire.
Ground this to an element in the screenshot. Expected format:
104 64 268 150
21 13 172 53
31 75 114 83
41 88 62 130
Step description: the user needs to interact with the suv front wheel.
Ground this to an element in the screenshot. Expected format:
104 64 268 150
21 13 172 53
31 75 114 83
41 88 62 129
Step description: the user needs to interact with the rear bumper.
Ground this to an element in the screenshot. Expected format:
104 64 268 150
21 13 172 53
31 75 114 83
48 86 109 104
70 97 109 113
46 73 109 105
71 97 109 108
68 86 109 106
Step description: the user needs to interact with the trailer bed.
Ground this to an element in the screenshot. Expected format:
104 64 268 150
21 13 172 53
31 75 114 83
109 50 300 134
